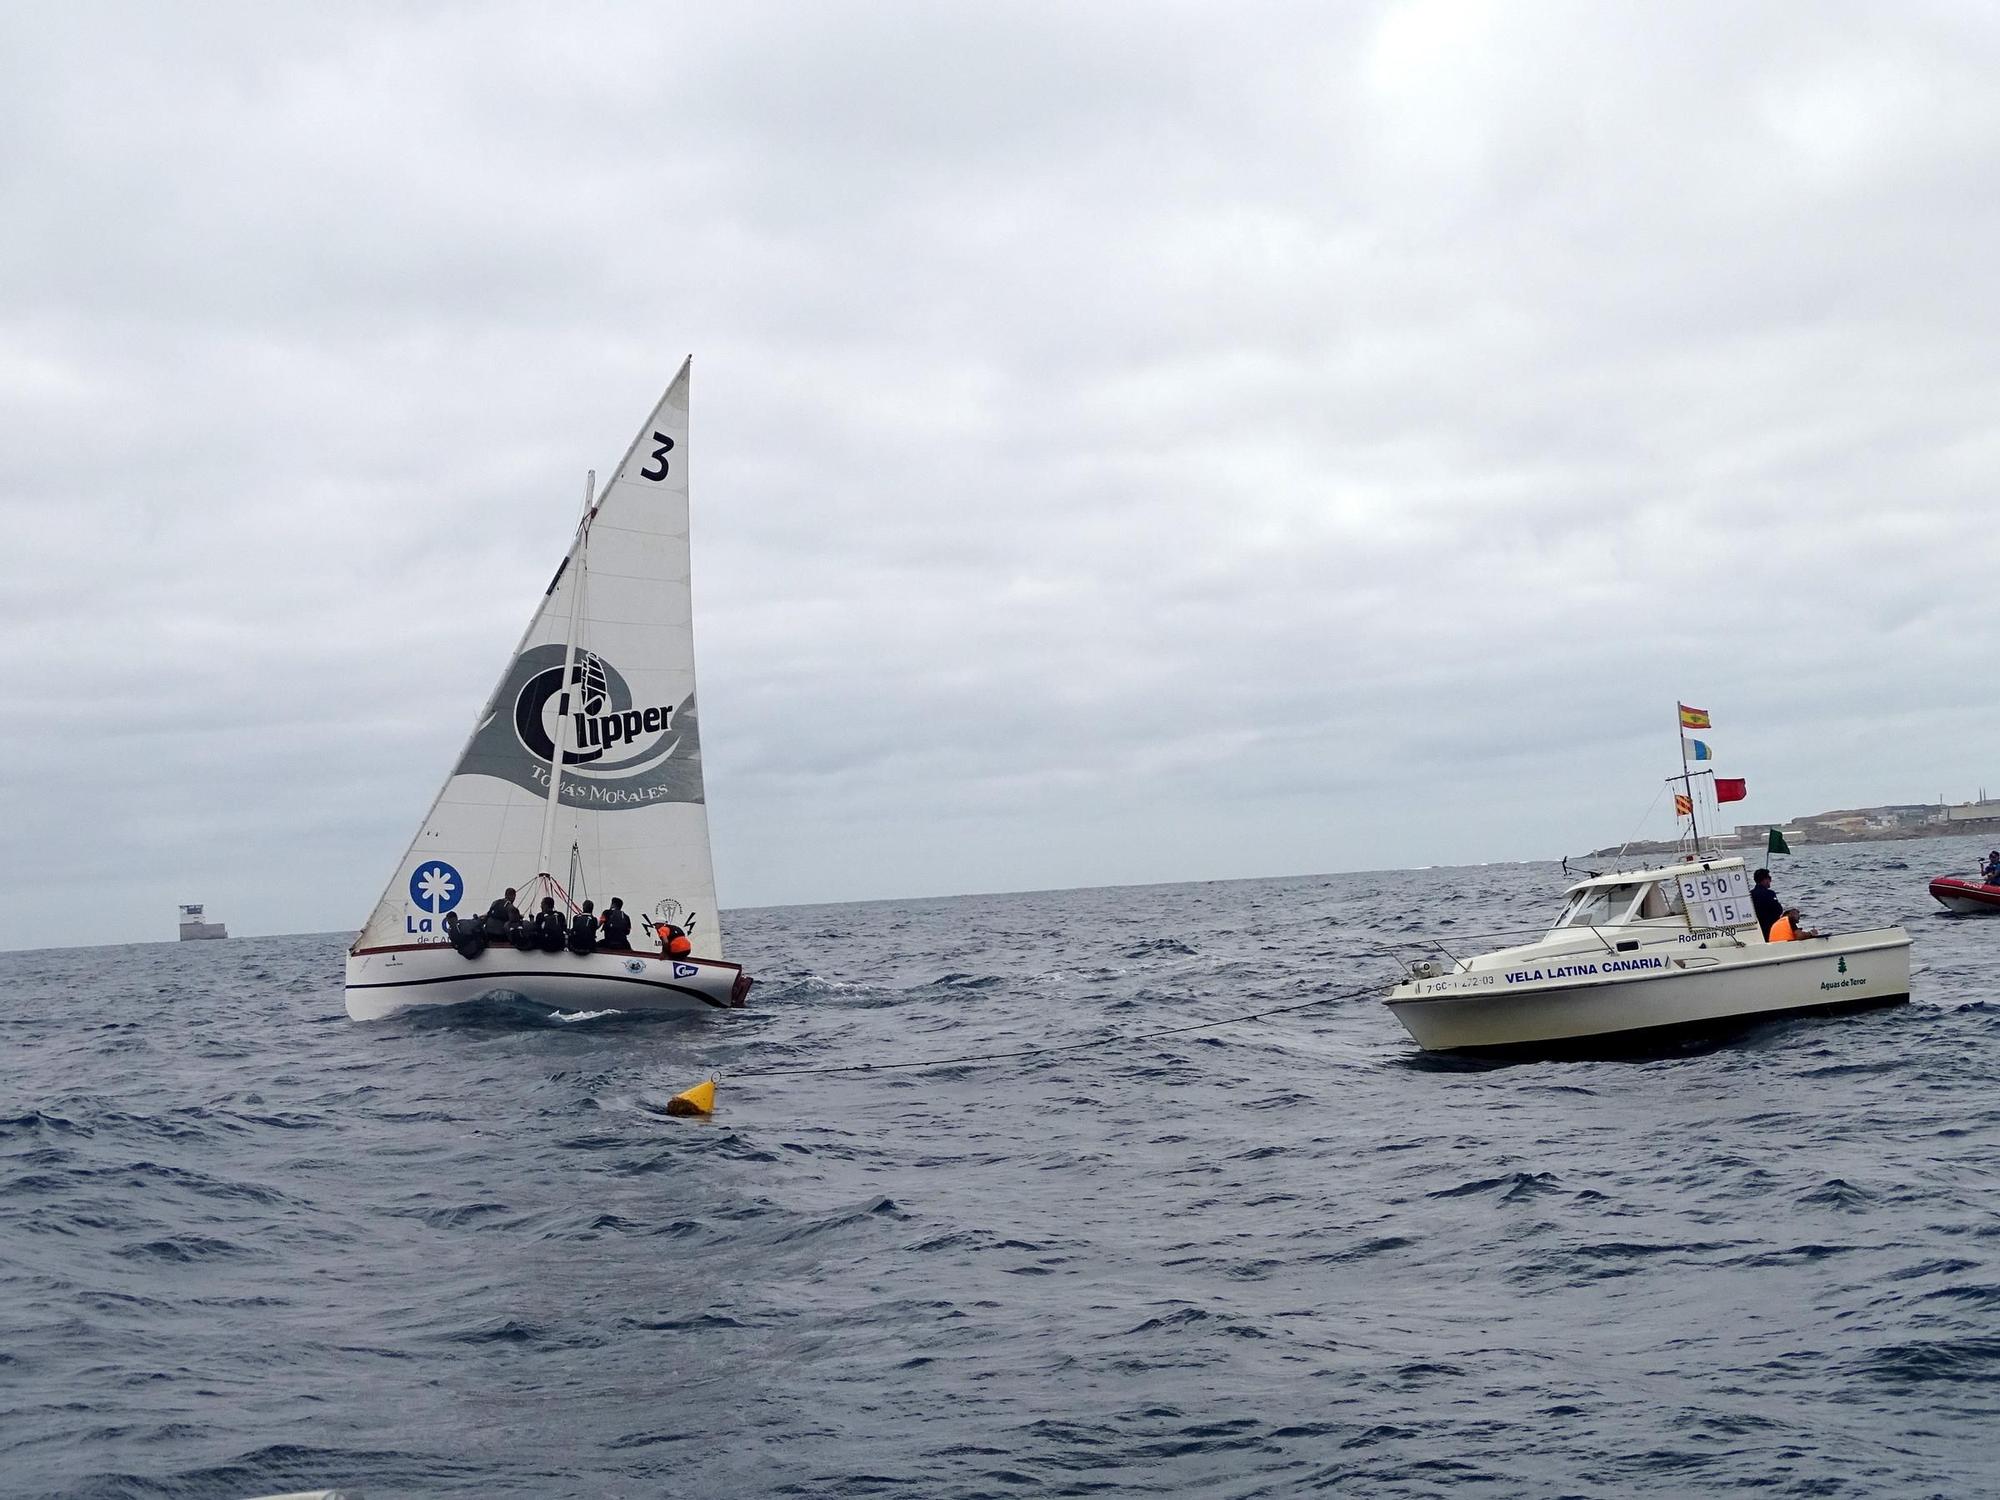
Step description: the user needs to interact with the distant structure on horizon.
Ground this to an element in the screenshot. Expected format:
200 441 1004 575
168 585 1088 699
1746 794 2000 845
1942 794 2000 828
1594 792 1998 858
177 904 227 941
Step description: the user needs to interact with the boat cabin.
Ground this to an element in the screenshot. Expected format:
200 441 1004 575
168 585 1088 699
1551 877 1684 930
1404 852 1774 981
1547 855 1760 940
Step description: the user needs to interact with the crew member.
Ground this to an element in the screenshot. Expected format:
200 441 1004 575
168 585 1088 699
534 895 568 952
1984 851 2000 885
1768 907 1818 942
599 897 633 949
1751 868 1784 939
568 900 600 955
444 908 486 958
485 887 522 932
655 919 693 958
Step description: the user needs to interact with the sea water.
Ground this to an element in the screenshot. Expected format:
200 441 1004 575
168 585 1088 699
3 837 1998 1498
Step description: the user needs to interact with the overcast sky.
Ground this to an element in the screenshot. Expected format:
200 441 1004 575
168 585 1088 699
6 1 1999 949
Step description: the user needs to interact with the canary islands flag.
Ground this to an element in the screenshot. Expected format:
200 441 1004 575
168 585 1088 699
1678 703 1711 729
1685 737 1712 761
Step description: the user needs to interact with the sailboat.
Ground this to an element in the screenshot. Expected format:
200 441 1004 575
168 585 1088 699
344 359 751 1020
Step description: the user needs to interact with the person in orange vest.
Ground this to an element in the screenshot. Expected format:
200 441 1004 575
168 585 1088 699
654 919 692 958
1768 907 1819 942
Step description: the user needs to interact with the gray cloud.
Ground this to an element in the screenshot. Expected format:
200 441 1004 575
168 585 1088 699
6 2 2000 948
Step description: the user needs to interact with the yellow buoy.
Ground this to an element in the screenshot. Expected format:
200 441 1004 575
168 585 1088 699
665 1078 717 1117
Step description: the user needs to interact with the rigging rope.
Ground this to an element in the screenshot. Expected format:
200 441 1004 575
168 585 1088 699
1609 782 1668 862
717 974 1400 1082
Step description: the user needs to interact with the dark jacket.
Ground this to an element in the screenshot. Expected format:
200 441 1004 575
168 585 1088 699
567 911 600 954
599 908 632 948
1751 884 1783 938
486 897 522 929
533 908 568 951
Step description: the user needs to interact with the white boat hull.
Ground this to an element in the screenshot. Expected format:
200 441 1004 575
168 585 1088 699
1386 929 1910 1052
344 941 748 1021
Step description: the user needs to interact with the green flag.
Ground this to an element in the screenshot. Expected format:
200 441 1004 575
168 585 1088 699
1767 827 1791 855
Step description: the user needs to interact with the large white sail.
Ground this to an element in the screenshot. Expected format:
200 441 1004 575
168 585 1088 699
354 359 722 956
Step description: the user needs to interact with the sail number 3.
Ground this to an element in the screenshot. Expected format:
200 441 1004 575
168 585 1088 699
639 432 675 481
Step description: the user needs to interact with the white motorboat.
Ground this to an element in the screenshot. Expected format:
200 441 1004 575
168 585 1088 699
345 359 750 1020
1385 854 1911 1052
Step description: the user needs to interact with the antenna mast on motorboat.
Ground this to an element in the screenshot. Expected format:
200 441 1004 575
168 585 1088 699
1672 701 1723 857
536 469 596 883
1678 712 1701 853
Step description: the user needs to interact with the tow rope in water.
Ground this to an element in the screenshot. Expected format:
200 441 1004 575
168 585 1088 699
662 973 1399 1116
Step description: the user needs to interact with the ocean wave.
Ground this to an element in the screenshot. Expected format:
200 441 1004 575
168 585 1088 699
4 853 1997 1497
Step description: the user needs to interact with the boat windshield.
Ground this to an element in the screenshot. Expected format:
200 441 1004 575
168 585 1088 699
1554 882 1645 929
1636 880 1685 920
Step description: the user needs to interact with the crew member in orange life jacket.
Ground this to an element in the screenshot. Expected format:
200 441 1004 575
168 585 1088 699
1768 907 1819 942
655 918 693 958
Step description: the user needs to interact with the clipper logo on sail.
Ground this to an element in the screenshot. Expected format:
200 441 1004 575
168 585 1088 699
453 641 705 808
512 652 678 769
568 703 677 754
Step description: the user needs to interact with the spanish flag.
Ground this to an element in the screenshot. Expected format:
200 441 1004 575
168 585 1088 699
1678 703 1711 729
1674 793 1693 817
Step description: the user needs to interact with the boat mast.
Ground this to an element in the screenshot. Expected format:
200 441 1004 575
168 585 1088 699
1678 705 1702 853
536 470 596 882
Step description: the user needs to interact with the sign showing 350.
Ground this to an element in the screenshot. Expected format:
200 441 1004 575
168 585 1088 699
1680 868 1754 929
